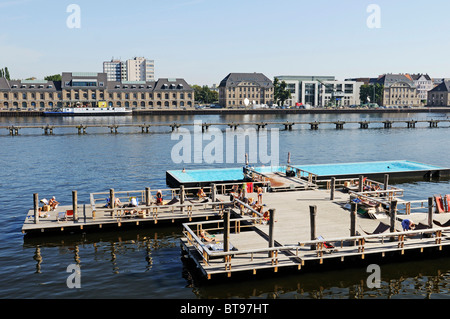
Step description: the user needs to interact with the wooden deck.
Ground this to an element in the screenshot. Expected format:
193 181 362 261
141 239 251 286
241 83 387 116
181 188 450 280
22 199 230 235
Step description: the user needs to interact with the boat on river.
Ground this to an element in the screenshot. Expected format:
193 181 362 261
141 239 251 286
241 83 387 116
44 105 132 116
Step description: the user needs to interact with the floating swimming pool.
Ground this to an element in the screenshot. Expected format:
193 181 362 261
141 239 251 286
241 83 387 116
166 160 449 187
294 160 447 178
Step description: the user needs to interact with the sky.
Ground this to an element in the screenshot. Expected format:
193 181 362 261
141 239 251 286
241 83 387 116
0 0 449 86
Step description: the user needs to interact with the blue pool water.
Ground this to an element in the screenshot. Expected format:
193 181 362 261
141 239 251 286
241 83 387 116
169 160 446 184
294 160 446 177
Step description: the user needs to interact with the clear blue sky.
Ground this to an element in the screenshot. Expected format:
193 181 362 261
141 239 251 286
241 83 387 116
0 0 449 85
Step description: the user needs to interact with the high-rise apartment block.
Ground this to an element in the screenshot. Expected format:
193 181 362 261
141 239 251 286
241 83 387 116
103 57 155 82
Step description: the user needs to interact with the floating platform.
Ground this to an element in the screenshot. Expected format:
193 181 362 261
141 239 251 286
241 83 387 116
180 187 450 280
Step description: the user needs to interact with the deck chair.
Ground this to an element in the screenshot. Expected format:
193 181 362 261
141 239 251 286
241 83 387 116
434 195 445 213
359 222 390 236
317 236 337 253
166 198 179 205
57 209 73 221
434 219 450 228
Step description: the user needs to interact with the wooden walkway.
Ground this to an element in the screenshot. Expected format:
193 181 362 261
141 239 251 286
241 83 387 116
181 188 450 280
3 117 450 135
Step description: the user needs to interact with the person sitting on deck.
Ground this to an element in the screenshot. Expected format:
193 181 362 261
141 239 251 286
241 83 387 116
114 197 122 208
129 197 138 207
401 219 416 231
200 230 215 243
197 187 206 199
156 190 163 205
48 196 59 210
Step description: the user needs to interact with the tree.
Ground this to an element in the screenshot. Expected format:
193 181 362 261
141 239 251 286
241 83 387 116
44 74 62 81
273 77 292 106
4 67 10 80
360 83 384 105
192 85 218 104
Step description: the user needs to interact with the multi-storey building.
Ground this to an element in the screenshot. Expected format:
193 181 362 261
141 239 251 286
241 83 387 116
0 72 194 111
103 57 155 82
275 75 362 107
410 74 433 104
103 59 127 82
427 80 450 106
375 74 420 107
218 73 274 108
126 57 155 82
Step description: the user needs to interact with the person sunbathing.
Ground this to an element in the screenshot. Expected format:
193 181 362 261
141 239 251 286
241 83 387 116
48 197 59 210
200 230 215 242
197 187 206 199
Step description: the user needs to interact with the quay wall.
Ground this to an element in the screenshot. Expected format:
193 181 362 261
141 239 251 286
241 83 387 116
1 107 450 117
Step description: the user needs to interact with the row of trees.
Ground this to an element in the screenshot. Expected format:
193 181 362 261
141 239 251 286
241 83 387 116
192 85 219 104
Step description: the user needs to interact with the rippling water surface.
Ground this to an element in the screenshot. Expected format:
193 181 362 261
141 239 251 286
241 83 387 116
1 112 450 299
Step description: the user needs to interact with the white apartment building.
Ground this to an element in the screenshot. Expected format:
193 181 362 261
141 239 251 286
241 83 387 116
103 59 127 82
103 57 155 82
410 74 433 104
126 57 155 82
275 76 362 107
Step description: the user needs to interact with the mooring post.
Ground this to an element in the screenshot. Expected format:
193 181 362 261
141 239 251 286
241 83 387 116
384 174 389 191
33 193 39 224
268 209 276 257
180 185 185 213
72 190 78 222
390 200 398 241
350 202 357 245
110 188 115 217
223 208 230 256
310 205 317 250
358 175 364 192
330 177 335 200
428 197 434 228
145 187 151 218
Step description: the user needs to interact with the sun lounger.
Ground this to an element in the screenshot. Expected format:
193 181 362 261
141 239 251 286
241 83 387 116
434 219 450 227
434 194 445 213
57 210 74 221
359 222 390 235
317 236 337 253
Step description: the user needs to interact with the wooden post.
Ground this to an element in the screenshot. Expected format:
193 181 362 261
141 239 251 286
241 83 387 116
350 202 357 245
110 188 115 217
428 197 433 228
180 185 185 213
390 200 397 241
33 193 39 224
145 187 151 218
310 205 317 250
72 190 78 222
330 177 335 200
358 175 364 192
223 209 230 255
268 209 275 257
211 183 216 202
384 174 389 191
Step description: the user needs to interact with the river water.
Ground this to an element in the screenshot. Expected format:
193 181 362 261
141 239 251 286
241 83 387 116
1 111 450 300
